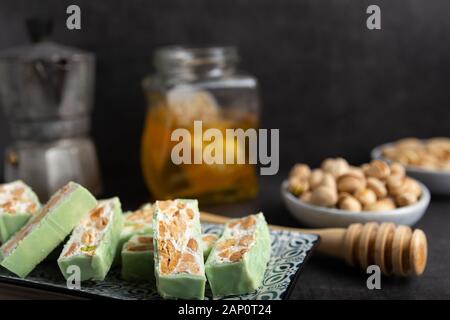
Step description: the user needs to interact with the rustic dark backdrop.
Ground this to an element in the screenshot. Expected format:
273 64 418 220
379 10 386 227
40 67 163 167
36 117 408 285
1 0 450 202
1 0 450 299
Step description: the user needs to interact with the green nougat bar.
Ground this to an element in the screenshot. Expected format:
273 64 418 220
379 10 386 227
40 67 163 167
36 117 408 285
205 213 271 297
121 234 154 283
201 233 219 260
0 182 96 278
114 203 154 265
0 181 41 244
58 197 123 281
153 199 206 300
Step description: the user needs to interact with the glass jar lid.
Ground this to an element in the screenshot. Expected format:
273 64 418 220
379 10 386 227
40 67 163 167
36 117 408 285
153 46 239 78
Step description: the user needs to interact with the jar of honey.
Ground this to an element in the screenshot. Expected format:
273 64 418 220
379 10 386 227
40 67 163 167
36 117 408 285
141 46 260 204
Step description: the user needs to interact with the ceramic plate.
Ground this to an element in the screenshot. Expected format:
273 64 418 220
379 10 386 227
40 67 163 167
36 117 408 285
0 223 318 300
281 180 430 227
372 142 450 195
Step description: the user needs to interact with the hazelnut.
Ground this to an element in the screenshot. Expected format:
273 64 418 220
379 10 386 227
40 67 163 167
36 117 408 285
382 146 398 159
390 162 406 178
387 176 421 198
337 173 366 194
338 192 352 202
289 163 311 179
361 163 371 174
287 158 422 212
321 158 349 178
319 173 337 190
354 188 377 207
338 195 362 212
404 177 422 198
363 160 391 180
366 177 388 198
348 166 365 179
383 137 450 170
310 186 338 207
364 198 396 212
403 149 422 165
396 138 422 149
288 176 309 196
386 175 404 196
309 169 325 189
395 193 418 207
419 155 439 170
300 191 312 203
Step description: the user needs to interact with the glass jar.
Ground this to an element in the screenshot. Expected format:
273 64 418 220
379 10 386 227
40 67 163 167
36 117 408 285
141 46 260 204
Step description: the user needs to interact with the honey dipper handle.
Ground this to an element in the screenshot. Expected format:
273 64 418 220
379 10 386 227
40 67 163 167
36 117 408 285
200 212 347 259
302 228 347 259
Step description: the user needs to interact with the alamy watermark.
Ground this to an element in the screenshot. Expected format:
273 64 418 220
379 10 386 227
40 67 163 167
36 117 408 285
171 121 279 175
66 5 81 30
66 265 81 290
366 265 381 290
366 5 381 30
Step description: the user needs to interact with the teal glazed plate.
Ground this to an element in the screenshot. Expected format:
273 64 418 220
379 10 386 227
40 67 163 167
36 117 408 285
0 223 319 300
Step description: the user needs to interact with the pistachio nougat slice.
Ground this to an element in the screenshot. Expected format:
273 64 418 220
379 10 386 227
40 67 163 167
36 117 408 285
0 182 96 278
58 197 123 281
205 213 271 297
114 203 154 265
202 233 219 260
121 234 154 283
0 181 41 243
153 199 206 300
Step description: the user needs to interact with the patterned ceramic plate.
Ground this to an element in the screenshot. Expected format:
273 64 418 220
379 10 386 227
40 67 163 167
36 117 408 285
0 223 319 300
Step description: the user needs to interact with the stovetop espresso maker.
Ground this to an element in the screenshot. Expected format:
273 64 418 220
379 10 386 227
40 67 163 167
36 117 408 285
0 19 102 200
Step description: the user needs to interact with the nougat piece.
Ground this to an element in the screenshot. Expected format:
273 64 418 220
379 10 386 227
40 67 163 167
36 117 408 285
205 213 271 297
58 197 123 281
114 203 154 265
153 199 206 300
0 182 96 278
0 181 40 244
121 234 154 283
202 233 219 259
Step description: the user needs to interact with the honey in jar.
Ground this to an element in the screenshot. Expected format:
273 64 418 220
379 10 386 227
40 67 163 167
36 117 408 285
141 47 260 204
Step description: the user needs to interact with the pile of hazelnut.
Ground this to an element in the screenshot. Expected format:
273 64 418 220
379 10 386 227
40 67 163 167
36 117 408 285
287 158 422 212
382 137 450 171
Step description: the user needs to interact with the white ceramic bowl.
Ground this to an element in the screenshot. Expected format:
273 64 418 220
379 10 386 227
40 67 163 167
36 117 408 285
281 180 430 228
372 142 450 195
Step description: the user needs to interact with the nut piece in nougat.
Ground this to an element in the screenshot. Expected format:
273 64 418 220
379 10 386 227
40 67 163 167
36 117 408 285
205 213 271 297
0 181 41 244
58 197 123 281
0 182 97 278
153 199 206 300
114 203 154 265
121 234 154 283
202 233 219 259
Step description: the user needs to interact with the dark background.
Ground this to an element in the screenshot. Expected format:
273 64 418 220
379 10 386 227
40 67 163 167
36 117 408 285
1 0 450 299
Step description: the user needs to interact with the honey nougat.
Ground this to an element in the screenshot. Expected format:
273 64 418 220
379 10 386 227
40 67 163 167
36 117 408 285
201 233 219 259
205 213 271 297
0 182 96 278
153 199 206 300
121 234 154 283
58 197 123 281
0 181 40 244
122 233 216 283
114 203 154 265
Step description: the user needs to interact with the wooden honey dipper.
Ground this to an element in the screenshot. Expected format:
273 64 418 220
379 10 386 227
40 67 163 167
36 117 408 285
200 212 427 276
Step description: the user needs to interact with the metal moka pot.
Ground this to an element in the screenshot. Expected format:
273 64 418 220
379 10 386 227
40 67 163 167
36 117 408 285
0 19 102 200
